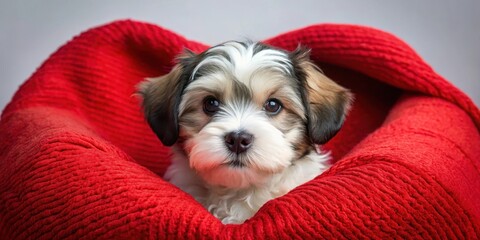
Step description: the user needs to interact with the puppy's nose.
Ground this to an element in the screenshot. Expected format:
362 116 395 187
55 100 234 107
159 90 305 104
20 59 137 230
224 131 253 154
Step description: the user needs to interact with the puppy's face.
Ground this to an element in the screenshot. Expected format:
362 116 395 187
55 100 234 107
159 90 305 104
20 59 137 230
139 42 351 188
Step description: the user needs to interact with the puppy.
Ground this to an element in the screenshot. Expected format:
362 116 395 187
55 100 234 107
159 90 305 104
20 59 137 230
138 41 352 224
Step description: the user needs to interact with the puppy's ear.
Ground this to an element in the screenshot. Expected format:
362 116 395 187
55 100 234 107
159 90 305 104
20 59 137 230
137 51 197 146
291 47 353 144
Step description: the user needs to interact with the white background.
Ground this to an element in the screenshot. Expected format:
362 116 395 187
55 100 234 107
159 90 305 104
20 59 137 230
1 1 479 112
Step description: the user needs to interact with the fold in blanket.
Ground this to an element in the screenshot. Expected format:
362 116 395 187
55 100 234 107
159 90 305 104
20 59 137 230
1 20 479 239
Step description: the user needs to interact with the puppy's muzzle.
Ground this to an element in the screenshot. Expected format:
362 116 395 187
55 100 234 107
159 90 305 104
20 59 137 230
224 131 253 154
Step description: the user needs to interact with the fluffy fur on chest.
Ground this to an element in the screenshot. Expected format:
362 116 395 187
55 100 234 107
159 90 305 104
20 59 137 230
165 147 330 223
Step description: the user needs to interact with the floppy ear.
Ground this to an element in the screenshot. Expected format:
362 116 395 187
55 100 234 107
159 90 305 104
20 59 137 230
137 51 197 146
137 65 186 146
291 47 353 144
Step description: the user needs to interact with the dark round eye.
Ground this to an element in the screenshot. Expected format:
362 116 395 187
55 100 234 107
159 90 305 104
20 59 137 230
264 98 282 115
203 96 220 115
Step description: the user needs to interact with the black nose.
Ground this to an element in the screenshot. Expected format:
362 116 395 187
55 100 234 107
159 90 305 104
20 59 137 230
224 131 253 154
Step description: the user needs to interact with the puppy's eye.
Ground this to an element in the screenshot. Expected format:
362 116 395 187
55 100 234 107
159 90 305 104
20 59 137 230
264 98 282 115
203 96 220 115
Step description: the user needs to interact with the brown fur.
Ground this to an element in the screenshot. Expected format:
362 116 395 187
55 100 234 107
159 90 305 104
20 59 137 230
290 47 353 144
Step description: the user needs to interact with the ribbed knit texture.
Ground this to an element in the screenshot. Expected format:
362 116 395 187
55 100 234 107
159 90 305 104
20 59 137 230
0 20 479 239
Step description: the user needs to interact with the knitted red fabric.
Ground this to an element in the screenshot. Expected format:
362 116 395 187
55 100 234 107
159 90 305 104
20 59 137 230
1 20 479 239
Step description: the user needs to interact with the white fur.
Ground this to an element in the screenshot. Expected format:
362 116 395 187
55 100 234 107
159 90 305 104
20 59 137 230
192 41 293 82
163 41 331 224
187 103 293 188
165 148 329 224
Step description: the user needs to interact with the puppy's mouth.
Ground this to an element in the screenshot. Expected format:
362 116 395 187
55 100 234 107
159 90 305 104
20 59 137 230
227 157 247 168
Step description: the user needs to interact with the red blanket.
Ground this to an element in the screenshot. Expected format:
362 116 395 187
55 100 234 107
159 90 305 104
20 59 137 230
1 20 479 239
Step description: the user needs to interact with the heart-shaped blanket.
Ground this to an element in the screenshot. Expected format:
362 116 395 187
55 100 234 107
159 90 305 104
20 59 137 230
1 20 479 239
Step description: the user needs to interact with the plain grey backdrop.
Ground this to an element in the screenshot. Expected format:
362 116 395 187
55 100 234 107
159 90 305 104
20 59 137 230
1 1 479 112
